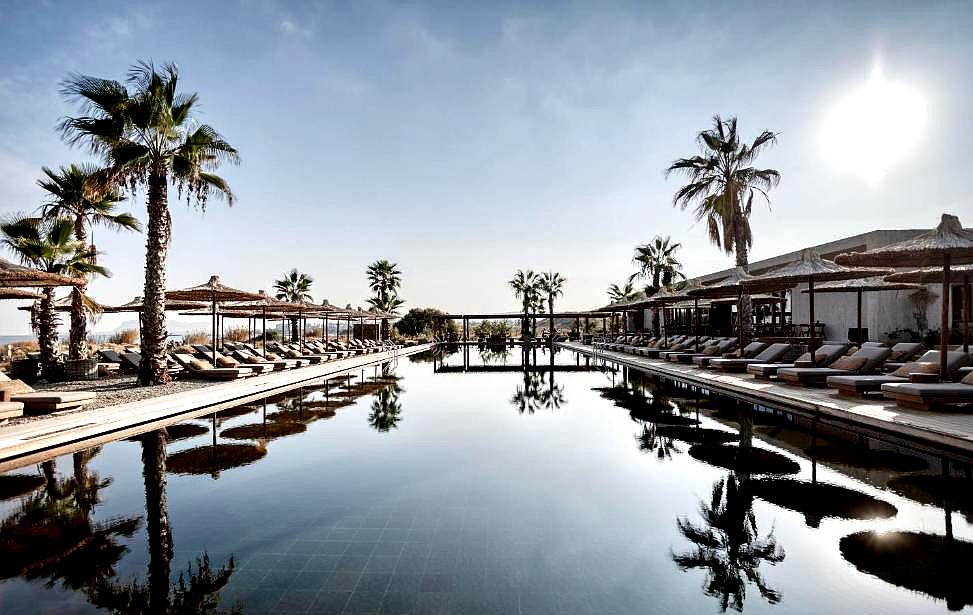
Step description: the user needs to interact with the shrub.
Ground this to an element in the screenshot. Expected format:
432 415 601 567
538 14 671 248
108 328 139 345
223 326 250 342
182 330 211 345
395 307 455 337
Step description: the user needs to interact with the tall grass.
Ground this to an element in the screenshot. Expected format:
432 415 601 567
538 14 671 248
182 330 212 345
108 329 139 345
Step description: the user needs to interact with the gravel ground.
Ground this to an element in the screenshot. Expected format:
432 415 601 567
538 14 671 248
2 376 216 427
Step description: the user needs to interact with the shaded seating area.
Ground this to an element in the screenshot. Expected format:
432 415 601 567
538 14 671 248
881 370 973 411
777 345 892 387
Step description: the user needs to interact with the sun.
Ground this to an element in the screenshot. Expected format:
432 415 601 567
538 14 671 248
821 65 925 185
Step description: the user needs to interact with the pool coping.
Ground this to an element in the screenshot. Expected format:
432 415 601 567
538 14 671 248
0 344 432 471
559 341 973 462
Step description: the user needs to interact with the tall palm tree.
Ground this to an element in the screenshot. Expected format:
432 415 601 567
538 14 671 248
631 235 685 292
38 163 141 359
2 216 108 379
509 269 540 340
538 271 566 341
59 61 239 385
666 115 779 338
366 260 404 339
273 269 314 342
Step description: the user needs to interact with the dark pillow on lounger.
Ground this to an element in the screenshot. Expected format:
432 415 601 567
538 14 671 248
701 346 721 356
891 361 938 378
189 359 210 371
722 351 741 358
830 356 867 371
888 350 910 362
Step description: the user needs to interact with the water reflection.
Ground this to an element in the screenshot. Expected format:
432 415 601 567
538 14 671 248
0 431 239 613
636 421 680 461
751 478 897 528
369 383 404 432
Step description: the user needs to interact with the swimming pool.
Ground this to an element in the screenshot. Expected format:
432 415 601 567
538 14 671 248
0 346 969 614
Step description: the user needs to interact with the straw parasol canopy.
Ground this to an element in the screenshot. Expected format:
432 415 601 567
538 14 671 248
166 276 265 364
797 276 922 344
107 295 206 313
710 293 782 305
688 268 760 342
835 213 973 375
0 256 81 288
743 250 892 348
0 288 41 300
886 264 973 351
219 291 307 354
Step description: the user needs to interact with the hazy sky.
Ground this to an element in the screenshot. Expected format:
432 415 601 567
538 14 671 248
1 1 971 335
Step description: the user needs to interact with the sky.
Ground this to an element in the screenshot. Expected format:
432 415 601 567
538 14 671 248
1 0 972 335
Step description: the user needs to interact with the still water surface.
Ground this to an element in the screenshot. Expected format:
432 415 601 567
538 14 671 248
1 346 971 614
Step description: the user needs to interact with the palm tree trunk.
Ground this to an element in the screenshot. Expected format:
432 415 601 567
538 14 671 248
37 286 58 379
68 214 89 360
734 222 754 339
289 316 300 343
141 429 173 612
139 167 172 385
548 298 554 343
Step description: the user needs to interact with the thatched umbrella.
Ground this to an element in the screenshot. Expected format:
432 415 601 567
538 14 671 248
798 277 922 345
688 268 761 344
0 288 41 300
743 249 891 350
650 282 704 348
837 214 973 375
105 295 205 343
220 292 305 357
165 276 264 365
0 256 81 288
886 264 973 352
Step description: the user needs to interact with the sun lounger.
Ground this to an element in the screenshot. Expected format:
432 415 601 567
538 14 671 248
674 338 738 365
97 349 124 364
641 336 689 359
709 343 793 372
170 353 253 380
881 369 973 411
11 391 97 414
777 345 892 387
690 339 744 367
230 349 296 371
827 351 970 398
201 350 275 374
660 337 713 361
0 401 25 420
267 342 326 364
747 343 851 381
877 342 928 373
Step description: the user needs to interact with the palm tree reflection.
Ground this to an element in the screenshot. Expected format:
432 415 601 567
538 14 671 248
672 407 785 611
369 384 404 432
673 474 784 611
636 421 680 461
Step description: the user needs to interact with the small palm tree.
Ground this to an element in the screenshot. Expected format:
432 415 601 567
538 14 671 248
538 271 566 340
509 270 541 340
273 269 314 343
607 281 639 303
631 235 685 292
666 115 779 338
38 163 141 359
60 61 239 385
2 216 108 379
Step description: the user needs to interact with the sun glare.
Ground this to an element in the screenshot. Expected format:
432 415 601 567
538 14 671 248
821 65 925 185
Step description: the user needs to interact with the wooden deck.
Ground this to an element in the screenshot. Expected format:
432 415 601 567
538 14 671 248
559 341 973 460
0 344 431 471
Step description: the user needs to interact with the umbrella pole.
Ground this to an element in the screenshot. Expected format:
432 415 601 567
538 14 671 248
262 307 267 357
941 255 951 378
737 290 744 344
212 297 217 365
808 278 816 353
856 289 863 345
964 274 970 354
325 315 329 343
694 298 699 351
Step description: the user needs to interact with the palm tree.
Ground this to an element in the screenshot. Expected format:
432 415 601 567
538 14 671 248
366 260 404 339
607 281 639 303
509 269 541 340
538 271 566 341
59 61 239 385
631 236 684 335
666 115 779 338
672 474 785 611
631 235 685 292
368 385 403 432
273 269 314 342
2 216 108 379
38 163 141 359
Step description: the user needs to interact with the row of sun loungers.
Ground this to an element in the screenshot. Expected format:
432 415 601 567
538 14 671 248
591 333 973 411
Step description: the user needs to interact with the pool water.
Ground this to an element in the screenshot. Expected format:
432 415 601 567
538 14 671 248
1 346 971 614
